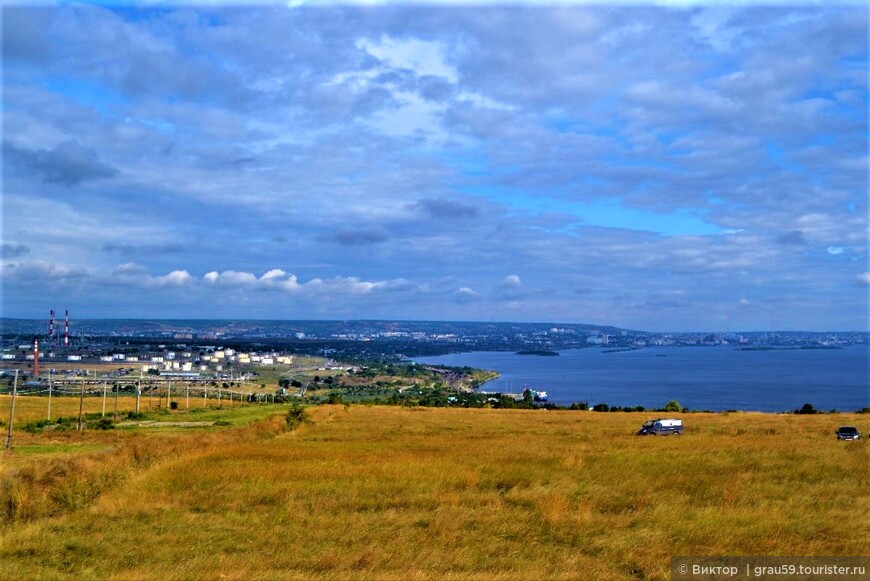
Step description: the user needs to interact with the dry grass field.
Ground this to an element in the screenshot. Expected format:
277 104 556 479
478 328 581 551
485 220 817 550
0 403 868 580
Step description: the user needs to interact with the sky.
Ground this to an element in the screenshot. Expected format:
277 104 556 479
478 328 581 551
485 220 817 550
1 2 867 331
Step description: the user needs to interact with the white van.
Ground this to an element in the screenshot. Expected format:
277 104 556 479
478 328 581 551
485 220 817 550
637 418 683 436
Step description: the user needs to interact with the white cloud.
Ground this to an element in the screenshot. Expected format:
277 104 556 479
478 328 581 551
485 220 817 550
156 270 193 287
213 270 259 285
194 268 413 296
501 274 522 288
827 246 844 255
857 272 870 286
108 263 192 288
357 36 457 82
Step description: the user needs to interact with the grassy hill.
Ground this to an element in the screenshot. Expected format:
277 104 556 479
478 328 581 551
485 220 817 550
0 401 868 580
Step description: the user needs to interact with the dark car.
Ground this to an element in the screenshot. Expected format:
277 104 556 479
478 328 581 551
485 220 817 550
835 426 861 441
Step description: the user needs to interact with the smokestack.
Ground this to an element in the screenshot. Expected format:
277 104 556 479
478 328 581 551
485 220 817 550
49 310 55 345
64 310 70 348
33 337 39 377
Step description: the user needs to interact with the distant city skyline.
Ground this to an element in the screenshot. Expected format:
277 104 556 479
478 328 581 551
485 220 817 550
2 3 867 331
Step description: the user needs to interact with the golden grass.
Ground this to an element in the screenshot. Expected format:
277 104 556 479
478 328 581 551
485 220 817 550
0 393 248 425
0 406 868 580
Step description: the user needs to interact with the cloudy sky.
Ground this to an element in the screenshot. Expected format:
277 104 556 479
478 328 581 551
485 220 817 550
1 2 867 331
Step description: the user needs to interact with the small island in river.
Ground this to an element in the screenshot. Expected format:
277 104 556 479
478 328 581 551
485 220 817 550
515 349 560 356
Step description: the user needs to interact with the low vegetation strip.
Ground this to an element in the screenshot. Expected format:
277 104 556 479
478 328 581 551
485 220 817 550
0 412 291 526
0 406 867 580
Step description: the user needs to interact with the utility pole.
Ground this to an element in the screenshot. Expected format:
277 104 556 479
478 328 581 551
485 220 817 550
47 368 53 421
102 378 108 417
113 382 119 420
4 370 19 451
136 369 142 413
167 379 172 410
77 378 85 432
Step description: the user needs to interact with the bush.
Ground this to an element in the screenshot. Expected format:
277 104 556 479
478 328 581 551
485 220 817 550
663 400 683 413
795 403 817 415
91 418 115 430
327 393 344 405
170 401 178 410
592 403 609 412
285 405 309 430
570 402 589 411
126 411 146 420
22 419 53 433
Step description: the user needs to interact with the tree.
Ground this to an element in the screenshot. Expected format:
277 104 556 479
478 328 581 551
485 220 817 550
796 403 817 415
663 400 683 413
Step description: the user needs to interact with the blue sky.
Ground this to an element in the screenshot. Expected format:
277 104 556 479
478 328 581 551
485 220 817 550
1 2 867 331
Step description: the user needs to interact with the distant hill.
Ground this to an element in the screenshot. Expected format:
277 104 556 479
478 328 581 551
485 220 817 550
0 318 638 339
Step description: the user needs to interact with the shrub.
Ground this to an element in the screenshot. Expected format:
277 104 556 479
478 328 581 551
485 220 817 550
795 403 817 415
285 405 309 430
663 400 683 413
22 419 53 433
91 418 115 430
592 403 609 412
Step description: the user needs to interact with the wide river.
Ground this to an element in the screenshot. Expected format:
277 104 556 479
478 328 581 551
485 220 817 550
415 346 869 412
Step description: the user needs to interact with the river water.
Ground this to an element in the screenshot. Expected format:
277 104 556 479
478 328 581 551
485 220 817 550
414 346 869 412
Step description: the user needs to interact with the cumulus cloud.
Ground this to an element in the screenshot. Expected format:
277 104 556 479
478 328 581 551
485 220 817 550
156 270 193 287
451 286 481 303
110 263 192 288
501 274 522 288
200 268 411 296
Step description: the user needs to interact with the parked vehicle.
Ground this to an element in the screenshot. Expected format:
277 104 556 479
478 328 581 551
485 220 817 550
637 418 683 436
835 426 861 441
